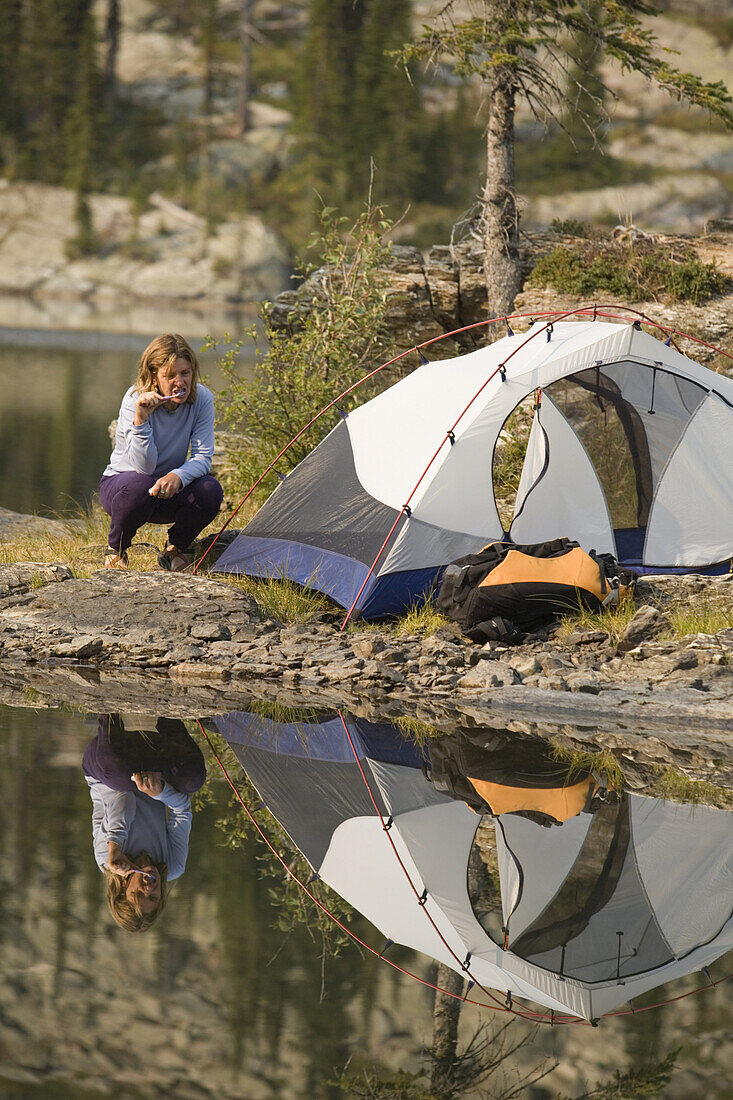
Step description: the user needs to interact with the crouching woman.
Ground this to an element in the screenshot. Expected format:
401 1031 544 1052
100 333 223 572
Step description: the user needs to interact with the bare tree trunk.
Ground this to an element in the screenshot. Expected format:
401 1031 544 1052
482 2 522 319
237 0 252 135
104 0 120 111
430 964 464 1098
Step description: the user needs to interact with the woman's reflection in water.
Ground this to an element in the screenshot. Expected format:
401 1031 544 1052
83 714 206 932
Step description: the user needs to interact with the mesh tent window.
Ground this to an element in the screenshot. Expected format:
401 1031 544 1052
510 361 709 556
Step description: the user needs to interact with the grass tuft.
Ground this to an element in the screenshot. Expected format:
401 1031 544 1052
224 574 334 624
556 597 639 644
393 715 442 745
247 699 321 725
652 768 733 809
551 742 625 790
393 602 450 637
0 501 108 577
666 602 733 641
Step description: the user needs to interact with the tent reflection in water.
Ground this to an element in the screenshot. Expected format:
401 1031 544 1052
215 710 733 1022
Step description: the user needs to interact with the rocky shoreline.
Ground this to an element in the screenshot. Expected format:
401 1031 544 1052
0 562 731 787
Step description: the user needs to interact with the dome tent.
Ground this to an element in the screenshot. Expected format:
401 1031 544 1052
214 707 733 1022
212 317 733 618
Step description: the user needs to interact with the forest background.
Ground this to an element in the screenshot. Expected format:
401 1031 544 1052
5 0 733 268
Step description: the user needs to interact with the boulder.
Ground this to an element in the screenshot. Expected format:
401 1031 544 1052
0 507 74 541
617 606 673 653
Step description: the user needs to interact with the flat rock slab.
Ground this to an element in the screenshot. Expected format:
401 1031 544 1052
0 570 259 658
0 563 73 599
0 508 72 540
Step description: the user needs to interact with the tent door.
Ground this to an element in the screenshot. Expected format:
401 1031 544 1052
509 394 616 556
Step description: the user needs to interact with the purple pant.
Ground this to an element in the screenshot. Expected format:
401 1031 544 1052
100 472 223 554
83 714 207 794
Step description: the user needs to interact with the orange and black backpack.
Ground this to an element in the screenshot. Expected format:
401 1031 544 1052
436 537 632 643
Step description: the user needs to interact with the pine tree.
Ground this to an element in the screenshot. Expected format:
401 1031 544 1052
236 0 252 135
297 0 365 199
297 0 422 211
0 0 23 173
197 0 218 232
64 7 100 256
103 0 120 112
547 1 612 188
12 0 95 183
351 0 419 205
398 1 733 318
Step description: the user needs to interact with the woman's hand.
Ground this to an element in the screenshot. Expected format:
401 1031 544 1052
149 472 183 499
132 771 164 796
106 841 135 877
134 390 167 426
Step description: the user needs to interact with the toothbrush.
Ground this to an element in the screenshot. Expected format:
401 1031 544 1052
103 862 157 882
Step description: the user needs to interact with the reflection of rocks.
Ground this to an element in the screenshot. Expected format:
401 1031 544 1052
1 710 728 1100
0 725 429 1099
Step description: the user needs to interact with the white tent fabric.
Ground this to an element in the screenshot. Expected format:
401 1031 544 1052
322 758 733 1019
334 319 733 567
630 798 733 956
316 780 733 1020
644 394 733 565
510 394 615 553
495 812 593 936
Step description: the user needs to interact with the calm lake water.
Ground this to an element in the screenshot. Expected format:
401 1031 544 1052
0 696 731 1099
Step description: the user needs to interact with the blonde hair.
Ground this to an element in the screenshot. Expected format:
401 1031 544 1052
135 333 199 405
105 856 169 933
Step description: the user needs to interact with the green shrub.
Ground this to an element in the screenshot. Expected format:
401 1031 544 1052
211 202 395 502
550 217 592 237
528 240 727 305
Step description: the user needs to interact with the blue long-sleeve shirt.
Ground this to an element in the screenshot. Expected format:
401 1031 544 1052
103 385 215 488
86 776 193 880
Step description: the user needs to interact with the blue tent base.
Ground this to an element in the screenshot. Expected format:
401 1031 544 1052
614 528 731 575
211 533 442 619
626 562 732 577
